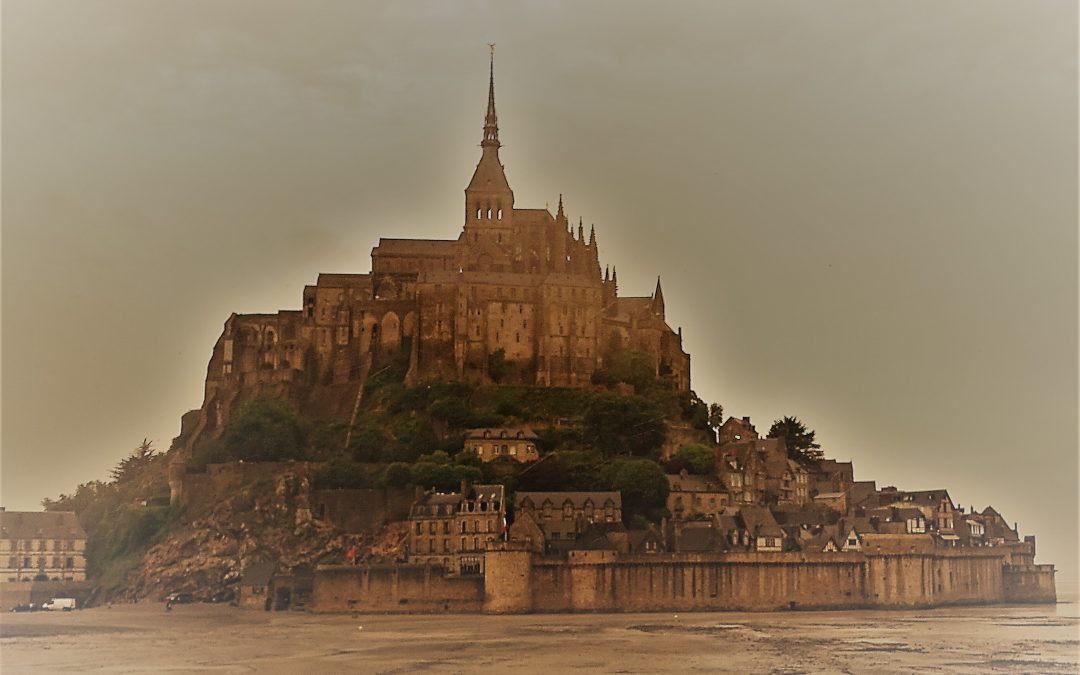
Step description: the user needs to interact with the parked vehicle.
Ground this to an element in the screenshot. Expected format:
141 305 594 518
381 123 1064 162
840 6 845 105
9 603 37 612
42 598 77 611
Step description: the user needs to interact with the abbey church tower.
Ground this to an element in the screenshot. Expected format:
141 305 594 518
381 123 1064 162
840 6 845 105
183 54 691 454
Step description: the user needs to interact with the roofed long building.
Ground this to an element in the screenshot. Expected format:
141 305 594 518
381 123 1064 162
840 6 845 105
183 56 690 449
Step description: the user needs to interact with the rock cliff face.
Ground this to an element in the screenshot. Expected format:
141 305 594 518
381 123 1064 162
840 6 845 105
118 465 348 603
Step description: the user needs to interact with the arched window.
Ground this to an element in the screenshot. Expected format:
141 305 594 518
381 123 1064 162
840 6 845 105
497 208 503 219
476 208 482 219
487 208 493 219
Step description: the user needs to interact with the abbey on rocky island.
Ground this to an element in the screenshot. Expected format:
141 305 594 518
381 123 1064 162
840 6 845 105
188 55 688 446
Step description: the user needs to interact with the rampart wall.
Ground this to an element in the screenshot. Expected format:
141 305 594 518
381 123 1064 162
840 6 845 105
312 564 483 613
1003 564 1057 604
311 547 1055 614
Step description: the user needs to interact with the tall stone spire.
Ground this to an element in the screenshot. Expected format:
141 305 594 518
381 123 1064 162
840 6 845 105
651 276 666 318
556 194 566 222
483 46 499 148
465 46 513 225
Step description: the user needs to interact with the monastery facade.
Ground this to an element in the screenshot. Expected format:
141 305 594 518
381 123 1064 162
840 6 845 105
188 57 689 444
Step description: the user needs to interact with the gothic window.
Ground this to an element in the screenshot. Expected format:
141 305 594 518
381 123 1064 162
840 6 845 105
497 208 503 219
476 208 482 219
487 208 493 219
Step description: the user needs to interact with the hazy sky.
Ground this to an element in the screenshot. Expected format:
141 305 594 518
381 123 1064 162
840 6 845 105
3 1 1077 590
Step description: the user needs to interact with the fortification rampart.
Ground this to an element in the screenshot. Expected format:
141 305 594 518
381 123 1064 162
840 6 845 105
1002 564 1057 604
311 547 1055 614
312 564 483 613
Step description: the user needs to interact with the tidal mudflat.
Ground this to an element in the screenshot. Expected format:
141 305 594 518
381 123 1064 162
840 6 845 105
2 602 1077 673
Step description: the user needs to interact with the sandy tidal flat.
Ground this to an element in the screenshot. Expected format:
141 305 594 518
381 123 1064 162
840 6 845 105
2 602 1078 674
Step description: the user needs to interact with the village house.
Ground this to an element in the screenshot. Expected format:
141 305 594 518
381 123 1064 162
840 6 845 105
666 470 729 520
464 427 540 463
515 491 622 553
738 506 786 552
717 416 759 445
407 483 505 575
0 510 87 583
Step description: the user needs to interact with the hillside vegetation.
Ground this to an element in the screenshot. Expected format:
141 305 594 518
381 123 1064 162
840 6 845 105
44 348 719 600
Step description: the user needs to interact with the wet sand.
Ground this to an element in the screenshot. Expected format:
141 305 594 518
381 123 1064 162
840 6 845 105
2 602 1077 674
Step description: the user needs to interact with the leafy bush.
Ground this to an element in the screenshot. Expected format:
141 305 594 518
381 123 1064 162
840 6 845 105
669 443 715 475
604 458 669 523
314 458 377 489
583 393 666 458
223 395 307 462
348 425 391 462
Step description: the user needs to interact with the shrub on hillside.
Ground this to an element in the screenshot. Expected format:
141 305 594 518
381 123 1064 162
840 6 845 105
223 395 307 462
583 393 666 458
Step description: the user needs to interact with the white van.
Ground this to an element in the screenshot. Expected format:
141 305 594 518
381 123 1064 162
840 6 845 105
42 598 76 611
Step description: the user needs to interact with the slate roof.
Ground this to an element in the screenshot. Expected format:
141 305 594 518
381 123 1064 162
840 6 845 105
516 492 622 510
739 506 784 538
465 427 539 441
0 511 85 540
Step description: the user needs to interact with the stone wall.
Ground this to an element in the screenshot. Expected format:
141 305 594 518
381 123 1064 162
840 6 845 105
312 564 483 613
1003 564 1057 603
311 547 1054 614
863 549 1004 607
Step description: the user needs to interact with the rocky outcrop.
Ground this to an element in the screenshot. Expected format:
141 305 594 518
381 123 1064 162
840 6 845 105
118 467 350 603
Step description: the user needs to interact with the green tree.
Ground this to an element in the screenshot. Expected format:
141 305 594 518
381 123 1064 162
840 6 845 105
109 438 157 484
708 403 725 435
583 393 666 458
223 395 307 462
605 458 669 523
348 425 391 463
767 416 823 465
314 458 373 489
381 462 413 488
671 443 715 475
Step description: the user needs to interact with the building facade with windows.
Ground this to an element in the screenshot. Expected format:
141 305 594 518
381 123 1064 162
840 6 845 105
407 484 505 576
0 510 87 582
464 427 540 463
